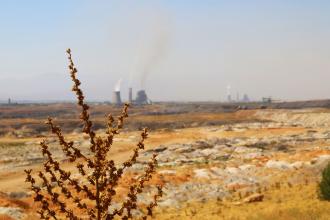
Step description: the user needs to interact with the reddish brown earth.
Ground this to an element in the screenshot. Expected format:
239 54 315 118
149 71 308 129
1 105 330 219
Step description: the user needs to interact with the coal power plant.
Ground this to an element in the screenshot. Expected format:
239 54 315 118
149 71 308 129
135 90 151 105
112 91 122 106
112 79 123 106
111 82 151 106
127 88 151 105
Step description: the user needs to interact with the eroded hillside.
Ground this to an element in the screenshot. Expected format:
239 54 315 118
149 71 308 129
1 106 330 219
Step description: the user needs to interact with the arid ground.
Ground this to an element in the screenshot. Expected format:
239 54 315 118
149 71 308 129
1 103 330 219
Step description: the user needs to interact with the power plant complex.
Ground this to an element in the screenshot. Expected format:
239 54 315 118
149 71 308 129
112 87 151 106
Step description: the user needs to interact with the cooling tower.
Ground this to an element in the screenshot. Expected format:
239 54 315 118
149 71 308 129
129 88 133 103
112 91 122 106
135 90 150 105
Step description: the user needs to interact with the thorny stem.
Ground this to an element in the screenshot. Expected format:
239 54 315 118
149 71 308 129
96 178 100 220
24 48 163 220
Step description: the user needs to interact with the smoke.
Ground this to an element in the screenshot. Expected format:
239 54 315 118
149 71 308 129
140 21 169 89
129 6 170 89
114 78 122 92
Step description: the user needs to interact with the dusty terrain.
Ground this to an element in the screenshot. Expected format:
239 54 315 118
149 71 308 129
1 103 330 219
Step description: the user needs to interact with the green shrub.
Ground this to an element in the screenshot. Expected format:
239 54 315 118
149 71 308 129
319 162 330 200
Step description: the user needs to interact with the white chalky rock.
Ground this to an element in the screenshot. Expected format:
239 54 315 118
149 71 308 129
265 160 292 170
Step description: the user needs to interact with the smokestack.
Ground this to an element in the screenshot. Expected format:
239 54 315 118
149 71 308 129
129 88 133 103
112 91 122 106
236 92 240 102
226 85 232 103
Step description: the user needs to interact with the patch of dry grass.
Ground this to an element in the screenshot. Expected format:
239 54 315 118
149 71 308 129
154 183 330 220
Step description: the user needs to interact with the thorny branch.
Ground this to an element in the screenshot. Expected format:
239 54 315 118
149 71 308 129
25 49 163 220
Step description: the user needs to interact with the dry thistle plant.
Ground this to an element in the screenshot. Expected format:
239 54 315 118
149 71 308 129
25 49 163 220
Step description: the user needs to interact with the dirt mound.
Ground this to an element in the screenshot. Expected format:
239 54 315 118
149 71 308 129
254 109 330 127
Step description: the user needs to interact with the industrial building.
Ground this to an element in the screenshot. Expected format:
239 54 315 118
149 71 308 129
112 87 151 106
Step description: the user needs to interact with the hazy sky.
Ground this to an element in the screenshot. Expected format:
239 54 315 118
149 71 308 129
0 0 330 102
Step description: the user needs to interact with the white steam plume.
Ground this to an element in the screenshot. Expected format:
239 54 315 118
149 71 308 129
114 78 122 92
